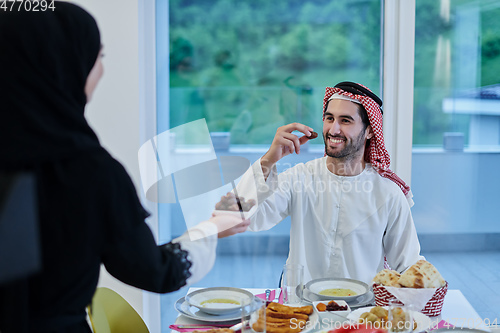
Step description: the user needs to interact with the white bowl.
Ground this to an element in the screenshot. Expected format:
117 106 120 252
185 287 254 315
313 300 351 323
305 278 369 302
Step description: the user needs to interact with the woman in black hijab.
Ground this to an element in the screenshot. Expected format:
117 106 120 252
0 2 248 332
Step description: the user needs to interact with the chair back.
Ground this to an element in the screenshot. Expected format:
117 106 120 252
0 171 40 283
88 287 150 333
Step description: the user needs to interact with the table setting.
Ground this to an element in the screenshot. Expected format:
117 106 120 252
301 277 375 309
172 287 279 325
171 288 492 333
170 261 495 333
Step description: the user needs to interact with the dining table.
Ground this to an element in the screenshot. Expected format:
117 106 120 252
171 287 494 333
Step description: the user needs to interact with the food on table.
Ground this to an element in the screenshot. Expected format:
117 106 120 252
319 288 357 297
371 261 447 316
359 312 381 324
358 306 417 332
266 311 309 321
215 192 256 212
262 317 307 333
389 306 417 332
267 302 313 315
200 298 240 306
358 306 388 327
316 302 327 312
326 300 348 311
328 322 387 333
306 131 318 139
358 306 388 326
370 306 388 319
252 302 314 333
372 260 446 288
372 269 402 288
315 300 348 312
398 260 446 288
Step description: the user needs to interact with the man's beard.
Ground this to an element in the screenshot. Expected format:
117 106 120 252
324 129 367 160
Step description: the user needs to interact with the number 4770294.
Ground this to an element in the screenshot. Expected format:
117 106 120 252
1 0 56 12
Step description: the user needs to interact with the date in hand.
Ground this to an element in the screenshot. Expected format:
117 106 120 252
306 131 318 139
215 192 256 212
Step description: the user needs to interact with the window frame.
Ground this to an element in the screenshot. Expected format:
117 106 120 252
139 0 161 331
383 0 416 186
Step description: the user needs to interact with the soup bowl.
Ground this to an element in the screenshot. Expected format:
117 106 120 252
305 278 369 302
186 287 254 315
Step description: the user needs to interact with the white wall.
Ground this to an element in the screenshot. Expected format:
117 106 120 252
69 0 145 318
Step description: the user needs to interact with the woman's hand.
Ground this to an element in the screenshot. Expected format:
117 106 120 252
209 214 251 239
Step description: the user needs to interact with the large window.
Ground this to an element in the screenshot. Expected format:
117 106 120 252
166 0 382 143
411 0 500 235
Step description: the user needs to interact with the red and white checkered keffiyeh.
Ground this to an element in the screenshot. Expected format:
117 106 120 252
322 85 414 206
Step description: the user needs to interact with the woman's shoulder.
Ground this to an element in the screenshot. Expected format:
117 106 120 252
81 150 150 219
61 149 137 194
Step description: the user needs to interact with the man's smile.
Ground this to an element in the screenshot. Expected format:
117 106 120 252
327 135 346 145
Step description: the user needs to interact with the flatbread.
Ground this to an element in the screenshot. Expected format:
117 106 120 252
372 269 402 287
398 260 446 288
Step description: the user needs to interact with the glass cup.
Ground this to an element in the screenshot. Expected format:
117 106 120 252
242 297 266 333
282 263 304 305
388 299 414 333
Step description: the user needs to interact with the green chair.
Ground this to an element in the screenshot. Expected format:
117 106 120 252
87 287 150 333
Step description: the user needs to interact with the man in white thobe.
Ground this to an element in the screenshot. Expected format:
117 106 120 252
235 81 423 285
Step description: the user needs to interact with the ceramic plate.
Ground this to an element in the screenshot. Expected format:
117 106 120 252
186 287 254 315
175 296 260 322
302 287 375 309
305 278 369 302
348 306 432 333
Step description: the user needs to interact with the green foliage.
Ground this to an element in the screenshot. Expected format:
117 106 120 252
168 0 382 138
413 0 500 145
481 5 500 86
168 0 500 146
